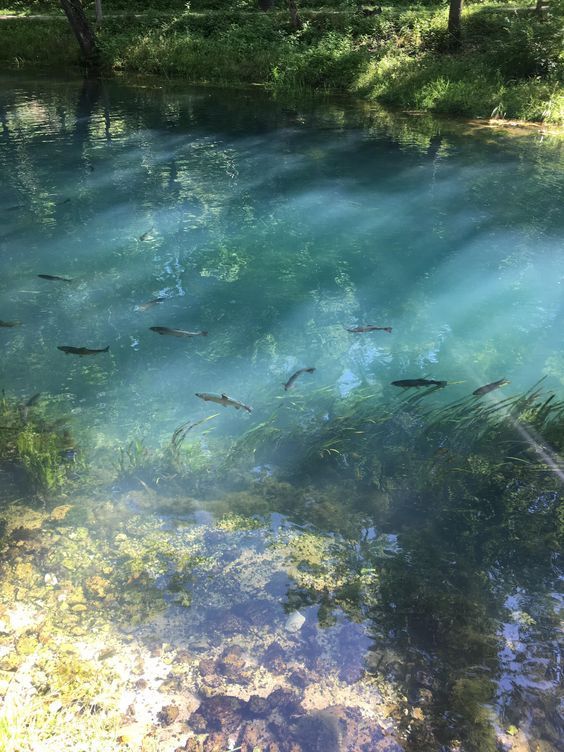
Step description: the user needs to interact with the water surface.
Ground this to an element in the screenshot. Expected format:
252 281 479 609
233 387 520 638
0 73 562 752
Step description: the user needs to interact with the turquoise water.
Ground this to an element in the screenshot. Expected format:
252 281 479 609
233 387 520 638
0 74 563 751
1 76 563 447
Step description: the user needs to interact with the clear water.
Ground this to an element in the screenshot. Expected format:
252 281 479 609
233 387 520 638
0 73 562 752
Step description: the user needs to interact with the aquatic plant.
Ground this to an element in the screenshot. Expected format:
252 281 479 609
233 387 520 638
15 426 68 492
0 394 75 493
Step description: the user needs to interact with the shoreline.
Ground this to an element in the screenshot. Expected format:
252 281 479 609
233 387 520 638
0 3 562 126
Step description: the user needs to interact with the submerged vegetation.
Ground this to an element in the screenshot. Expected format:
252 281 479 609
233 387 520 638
0 0 563 123
0 378 562 750
0 393 78 493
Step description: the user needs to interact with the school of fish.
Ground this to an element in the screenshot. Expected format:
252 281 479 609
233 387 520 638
1 260 511 420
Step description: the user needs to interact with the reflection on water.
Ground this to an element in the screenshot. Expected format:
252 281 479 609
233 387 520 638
0 73 562 751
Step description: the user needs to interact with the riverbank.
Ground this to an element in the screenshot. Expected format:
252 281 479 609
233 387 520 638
0 1 562 124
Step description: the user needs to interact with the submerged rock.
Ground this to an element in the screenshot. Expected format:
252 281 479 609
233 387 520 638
293 709 343 752
158 704 180 726
189 695 247 734
262 641 287 673
285 610 306 633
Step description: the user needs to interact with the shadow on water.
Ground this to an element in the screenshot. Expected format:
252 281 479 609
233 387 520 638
0 73 562 751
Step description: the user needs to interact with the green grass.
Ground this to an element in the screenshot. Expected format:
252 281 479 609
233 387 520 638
0 2 562 123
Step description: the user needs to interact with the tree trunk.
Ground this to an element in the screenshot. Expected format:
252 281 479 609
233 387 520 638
59 0 99 68
447 0 463 46
535 0 548 19
95 0 103 24
287 0 303 30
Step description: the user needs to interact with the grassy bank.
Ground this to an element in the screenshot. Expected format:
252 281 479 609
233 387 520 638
0 2 563 123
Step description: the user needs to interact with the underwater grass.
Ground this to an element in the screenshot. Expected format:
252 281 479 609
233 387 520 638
0 393 77 493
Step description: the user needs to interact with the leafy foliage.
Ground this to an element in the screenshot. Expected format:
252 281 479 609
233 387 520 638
0 1 562 122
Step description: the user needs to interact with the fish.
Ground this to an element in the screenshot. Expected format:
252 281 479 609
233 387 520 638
24 393 42 407
391 379 447 388
346 325 392 333
139 228 154 241
150 326 208 337
57 345 110 356
136 297 166 312
38 274 73 282
472 378 510 397
195 392 252 413
0 320 21 328
283 367 316 391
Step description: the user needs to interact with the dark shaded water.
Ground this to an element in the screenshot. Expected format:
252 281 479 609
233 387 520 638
0 73 562 752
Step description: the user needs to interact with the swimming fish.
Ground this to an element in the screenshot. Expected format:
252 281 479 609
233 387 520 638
195 393 252 413
38 274 73 282
391 379 447 388
472 378 510 397
150 326 208 337
24 393 42 407
139 228 154 241
346 325 392 333
0 320 21 328
58 345 110 356
136 297 166 312
283 367 316 391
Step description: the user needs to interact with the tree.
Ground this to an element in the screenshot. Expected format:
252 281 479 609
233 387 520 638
59 0 99 68
447 0 463 46
95 0 103 24
287 0 303 30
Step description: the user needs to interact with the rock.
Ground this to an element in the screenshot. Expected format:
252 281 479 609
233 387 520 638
293 710 342 752
158 704 180 726
189 695 246 734
263 641 287 673
264 688 302 715
198 657 216 676
285 610 306 633
50 505 73 521
217 645 248 681
70 603 87 613
289 670 308 689
298 705 388 752
246 695 270 718
44 573 58 586
85 576 111 599
10 527 41 543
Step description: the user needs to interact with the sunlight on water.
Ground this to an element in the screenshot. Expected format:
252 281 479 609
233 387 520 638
1 76 563 450
0 74 562 752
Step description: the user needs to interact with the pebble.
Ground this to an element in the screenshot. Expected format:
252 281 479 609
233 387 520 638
285 610 306 632
44 573 58 586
